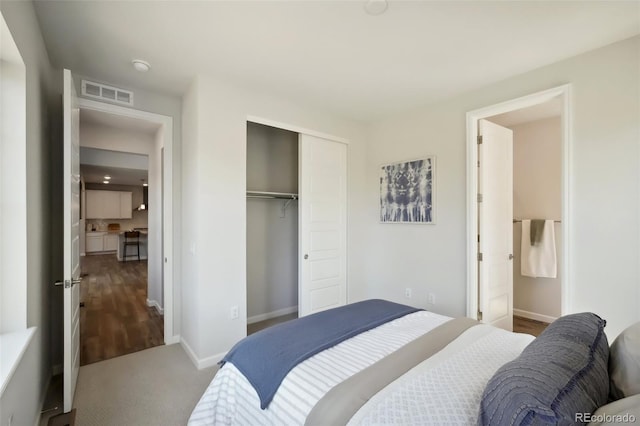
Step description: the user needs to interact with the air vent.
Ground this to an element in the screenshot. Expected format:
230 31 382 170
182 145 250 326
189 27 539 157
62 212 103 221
81 80 134 106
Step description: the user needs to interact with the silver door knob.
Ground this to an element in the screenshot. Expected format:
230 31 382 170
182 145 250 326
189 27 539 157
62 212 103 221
508 254 514 260
304 254 309 260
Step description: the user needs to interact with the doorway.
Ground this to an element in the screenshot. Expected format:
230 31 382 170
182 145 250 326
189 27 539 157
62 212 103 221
79 116 160 364
76 98 176 348
466 85 570 330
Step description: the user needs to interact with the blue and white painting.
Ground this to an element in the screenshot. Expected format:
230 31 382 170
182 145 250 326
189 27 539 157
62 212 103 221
380 157 435 224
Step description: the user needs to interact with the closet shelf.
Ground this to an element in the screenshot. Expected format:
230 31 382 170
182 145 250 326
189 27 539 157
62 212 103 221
246 190 298 200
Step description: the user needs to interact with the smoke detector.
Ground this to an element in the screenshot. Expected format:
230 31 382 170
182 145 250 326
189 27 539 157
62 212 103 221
132 59 151 72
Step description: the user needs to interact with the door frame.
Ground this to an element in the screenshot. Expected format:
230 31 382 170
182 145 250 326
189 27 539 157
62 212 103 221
78 97 177 344
465 84 571 321
245 115 349 322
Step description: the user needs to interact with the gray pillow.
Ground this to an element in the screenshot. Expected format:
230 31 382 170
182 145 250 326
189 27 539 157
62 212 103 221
478 312 609 426
588 394 640 425
609 321 640 400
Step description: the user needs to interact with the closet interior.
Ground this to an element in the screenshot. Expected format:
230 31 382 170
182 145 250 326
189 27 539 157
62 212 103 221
246 122 299 333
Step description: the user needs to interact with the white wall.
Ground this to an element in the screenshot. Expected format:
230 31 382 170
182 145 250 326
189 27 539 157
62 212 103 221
510 117 562 320
366 36 639 339
181 76 367 364
0 2 56 424
246 123 298 320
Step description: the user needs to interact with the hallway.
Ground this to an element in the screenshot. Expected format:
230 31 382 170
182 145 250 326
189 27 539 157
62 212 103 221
80 254 164 365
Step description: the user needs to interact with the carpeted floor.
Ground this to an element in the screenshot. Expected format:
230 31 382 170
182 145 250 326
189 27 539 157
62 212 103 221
43 343 218 426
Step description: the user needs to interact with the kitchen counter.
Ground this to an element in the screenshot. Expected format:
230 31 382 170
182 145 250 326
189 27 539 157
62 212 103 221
116 232 148 261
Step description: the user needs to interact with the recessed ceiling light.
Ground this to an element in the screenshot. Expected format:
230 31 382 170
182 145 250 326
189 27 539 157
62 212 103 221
104 175 111 180
132 59 151 72
103 180 110 184
364 0 388 15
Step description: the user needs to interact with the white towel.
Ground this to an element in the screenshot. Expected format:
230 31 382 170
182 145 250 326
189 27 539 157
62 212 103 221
521 219 557 278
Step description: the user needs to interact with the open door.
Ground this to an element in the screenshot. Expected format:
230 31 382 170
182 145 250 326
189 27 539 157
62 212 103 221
478 119 513 331
298 134 347 316
62 69 82 412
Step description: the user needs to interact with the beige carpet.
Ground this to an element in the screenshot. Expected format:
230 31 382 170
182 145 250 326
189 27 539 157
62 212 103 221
73 344 218 426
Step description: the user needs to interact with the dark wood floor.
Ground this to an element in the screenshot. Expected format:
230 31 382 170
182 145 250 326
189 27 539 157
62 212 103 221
513 316 549 337
80 254 164 365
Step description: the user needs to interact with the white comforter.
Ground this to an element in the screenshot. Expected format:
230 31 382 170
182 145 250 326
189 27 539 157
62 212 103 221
188 312 534 425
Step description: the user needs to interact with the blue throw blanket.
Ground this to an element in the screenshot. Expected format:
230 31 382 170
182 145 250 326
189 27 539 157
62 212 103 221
221 299 421 409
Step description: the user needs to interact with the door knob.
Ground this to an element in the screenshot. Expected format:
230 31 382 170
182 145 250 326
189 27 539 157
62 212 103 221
304 254 309 260
54 277 83 288
508 253 514 260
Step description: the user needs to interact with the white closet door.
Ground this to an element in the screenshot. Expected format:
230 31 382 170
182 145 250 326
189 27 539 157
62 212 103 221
299 134 347 316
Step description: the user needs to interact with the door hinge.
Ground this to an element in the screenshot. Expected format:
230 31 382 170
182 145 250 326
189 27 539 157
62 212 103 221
478 252 483 261
477 193 483 203
477 135 483 144
477 311 483 321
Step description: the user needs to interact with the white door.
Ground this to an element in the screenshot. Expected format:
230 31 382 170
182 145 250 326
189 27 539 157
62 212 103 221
63 69 81 412
478 119 513 331
298 134 347 316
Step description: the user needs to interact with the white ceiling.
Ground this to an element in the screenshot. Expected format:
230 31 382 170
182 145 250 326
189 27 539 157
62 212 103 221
81 164 148 186
34 1 640 121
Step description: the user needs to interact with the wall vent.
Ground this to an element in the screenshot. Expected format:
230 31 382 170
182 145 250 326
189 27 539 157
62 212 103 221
81 80 134 106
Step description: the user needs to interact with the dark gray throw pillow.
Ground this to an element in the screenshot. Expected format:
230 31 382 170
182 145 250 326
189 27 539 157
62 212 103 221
478 313 609 426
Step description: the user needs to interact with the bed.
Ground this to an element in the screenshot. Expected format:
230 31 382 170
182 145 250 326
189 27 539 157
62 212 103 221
188 299 639 426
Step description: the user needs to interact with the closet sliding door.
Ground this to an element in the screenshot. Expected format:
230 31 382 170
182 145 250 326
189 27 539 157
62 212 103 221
298 134 347 316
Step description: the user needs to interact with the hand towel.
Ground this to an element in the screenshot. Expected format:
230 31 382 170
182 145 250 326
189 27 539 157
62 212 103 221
521 219 557 278
530 219 545 245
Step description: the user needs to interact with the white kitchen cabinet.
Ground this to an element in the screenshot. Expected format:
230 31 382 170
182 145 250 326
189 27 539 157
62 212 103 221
119 192 132 219
102 191 121 218
86 232 106 252
85 190 133 219
103 233 119 251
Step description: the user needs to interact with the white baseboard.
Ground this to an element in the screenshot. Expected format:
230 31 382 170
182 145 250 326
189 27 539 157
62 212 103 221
247 305 298 325
146 299 164 314
514 309 558 324
164 334 180 345
180 337 226 370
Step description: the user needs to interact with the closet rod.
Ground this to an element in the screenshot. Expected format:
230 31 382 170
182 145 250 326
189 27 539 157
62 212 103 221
246 190 298 200
513 219 561 223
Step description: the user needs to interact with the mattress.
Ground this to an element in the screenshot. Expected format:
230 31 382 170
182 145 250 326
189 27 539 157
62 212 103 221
188 311 534 425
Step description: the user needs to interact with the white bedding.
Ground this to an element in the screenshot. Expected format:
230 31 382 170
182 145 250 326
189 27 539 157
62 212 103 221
349 325 534 425
188 312 534 425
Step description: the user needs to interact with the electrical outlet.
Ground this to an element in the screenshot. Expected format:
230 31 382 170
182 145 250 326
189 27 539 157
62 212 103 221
405 288 412 298
428 293 436 305
230 306 239 319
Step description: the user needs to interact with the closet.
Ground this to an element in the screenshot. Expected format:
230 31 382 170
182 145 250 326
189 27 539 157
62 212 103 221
246 121 348 330
246 122 300 327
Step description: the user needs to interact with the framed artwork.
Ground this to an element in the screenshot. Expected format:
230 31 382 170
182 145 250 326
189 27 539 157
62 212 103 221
380 156 435 224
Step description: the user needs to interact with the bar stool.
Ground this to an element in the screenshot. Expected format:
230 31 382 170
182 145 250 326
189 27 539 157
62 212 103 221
123 231 140 261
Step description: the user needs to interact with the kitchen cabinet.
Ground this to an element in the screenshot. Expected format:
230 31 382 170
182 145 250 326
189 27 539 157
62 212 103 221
86 232 119 253
119 192 132 219
86 190 133 219
104 234 119 251
86 232 106 253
